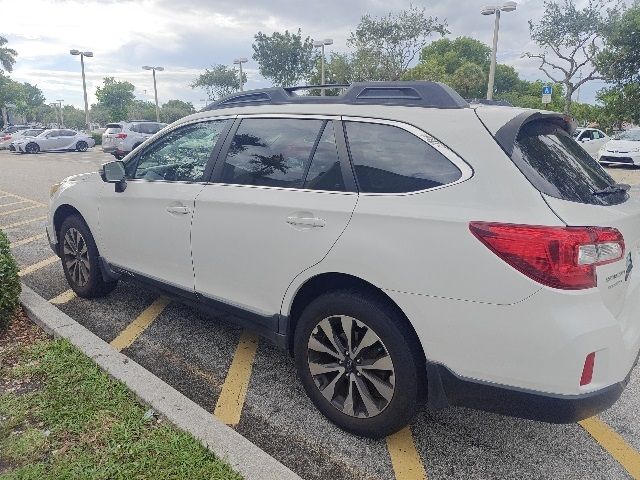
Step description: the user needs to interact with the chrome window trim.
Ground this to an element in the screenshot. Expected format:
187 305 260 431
341 115 474 196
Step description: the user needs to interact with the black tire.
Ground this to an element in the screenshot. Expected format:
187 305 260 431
59 215 117 298
76 140 88 152
25 142 39 154
114 153 125 160
293 290 423 438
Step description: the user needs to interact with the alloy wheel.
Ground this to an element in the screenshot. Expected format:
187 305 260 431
62 227 90 287
307 315 395 418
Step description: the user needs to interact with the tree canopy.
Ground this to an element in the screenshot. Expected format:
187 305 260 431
95 77 136 122
0 36 17 73
252 29 314 87
191 64 246 100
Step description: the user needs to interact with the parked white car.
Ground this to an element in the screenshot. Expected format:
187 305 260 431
102 121 166 159
0 125 37 149
6 128 46 151
598 128 640 167
13 129 95 154
574 127 609 158
47 82 640 438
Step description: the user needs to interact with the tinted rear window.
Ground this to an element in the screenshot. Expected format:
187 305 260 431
105 124 122 134
512 121 627 206
133 123 164 134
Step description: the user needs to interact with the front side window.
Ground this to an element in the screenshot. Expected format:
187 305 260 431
344 121 462 193
221 118 324 188
512 121 626 206
130 120 228 182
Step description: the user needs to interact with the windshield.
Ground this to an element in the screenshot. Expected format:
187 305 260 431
511 121 627 206
615 130 640 141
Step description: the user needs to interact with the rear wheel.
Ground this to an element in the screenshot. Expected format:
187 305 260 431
293 290 422 438
59 215 117 298
76 140 88 152
114 153 125 160
25 142 39 154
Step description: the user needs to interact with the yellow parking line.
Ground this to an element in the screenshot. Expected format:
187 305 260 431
214 330 259 426
0 215 47 230
580 417 640 479
387 426 428 480
18 255 59 277
10 233 46 248
0 190 46 207
0 204 43 217
49 289 77 305
110 297 170 352
0 200 28 208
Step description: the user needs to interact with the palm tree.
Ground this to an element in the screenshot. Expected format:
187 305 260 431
0 36 17 73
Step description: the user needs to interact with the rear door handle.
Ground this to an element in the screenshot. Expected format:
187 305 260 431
166 205 191 215
286 215 326 228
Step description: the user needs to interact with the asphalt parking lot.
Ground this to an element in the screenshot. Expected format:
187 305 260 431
1 147 639 480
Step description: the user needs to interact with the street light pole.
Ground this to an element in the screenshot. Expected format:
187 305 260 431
70 49 93 130
233 58 248 91
56 100 64 127
142 66 164 122
481 2 517 100
313 38 333 96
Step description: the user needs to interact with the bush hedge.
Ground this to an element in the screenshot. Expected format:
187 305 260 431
91 133 102 146
0 229 21 331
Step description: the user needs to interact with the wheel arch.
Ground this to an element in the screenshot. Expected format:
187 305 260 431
53 204 85 251
285 272 427 374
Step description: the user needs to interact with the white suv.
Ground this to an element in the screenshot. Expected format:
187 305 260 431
102 121 166 159
47 82 640 438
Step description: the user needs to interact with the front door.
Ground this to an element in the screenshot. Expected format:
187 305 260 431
192 117 358 316
98 119 231 291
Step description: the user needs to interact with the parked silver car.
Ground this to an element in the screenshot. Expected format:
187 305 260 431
12 129 95 153
6 128 46 151
102 121 166 159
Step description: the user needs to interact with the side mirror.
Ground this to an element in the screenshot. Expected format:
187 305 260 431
100 161 127 192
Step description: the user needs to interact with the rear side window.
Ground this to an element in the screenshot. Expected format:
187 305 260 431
344 122 462 193
304 122 345 191
221 118 324 188
512 121 627 206
133 123 164 135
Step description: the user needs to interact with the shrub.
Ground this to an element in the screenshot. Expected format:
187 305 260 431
0 229 21 331
91 133 102 146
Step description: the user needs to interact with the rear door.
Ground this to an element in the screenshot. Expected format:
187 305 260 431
191 116 358 316
103 123 122 151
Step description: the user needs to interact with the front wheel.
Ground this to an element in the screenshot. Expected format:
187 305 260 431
76 140 88 152
294 290 423 438
59 215 117 298
25 142 40 154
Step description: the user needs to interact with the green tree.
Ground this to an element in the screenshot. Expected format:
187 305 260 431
0 35 17 73
449 62 486 98
308 53 355 95
418 37 490 75
524 0 616 114
127 100 157 121
95 77 135 122
191 64 246 100
160 99 195 123
598 1 640 125
348 5 449 81
15 82 45 122
0 73 23 127
252 29 314 87
90 103 111 126
494 64 520 96
61 105 90 129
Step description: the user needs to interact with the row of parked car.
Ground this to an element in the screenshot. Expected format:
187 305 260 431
574 127 640 166
0 125 95 153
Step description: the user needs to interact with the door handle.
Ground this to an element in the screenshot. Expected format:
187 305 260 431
286 215 326 228
166 205 191 215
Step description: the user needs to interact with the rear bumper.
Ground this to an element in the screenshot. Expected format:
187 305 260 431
102 145 117 153
428 357 637 423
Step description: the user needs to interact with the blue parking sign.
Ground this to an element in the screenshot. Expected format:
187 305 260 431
542 86 553 95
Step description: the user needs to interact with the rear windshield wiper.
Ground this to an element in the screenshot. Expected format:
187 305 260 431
592 183 630 196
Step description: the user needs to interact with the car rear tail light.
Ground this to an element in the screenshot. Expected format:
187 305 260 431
580 352 596 386
1 135 10 141
115 133 127 139
469 222 624 290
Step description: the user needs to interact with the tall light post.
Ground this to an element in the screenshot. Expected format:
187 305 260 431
313 38 333 95
70 49 93 130
233 58 248 91
142 66 164 122
481 2 517 100
56 100 64 127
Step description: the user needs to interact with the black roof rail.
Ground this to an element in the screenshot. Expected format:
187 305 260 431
203 81 469 111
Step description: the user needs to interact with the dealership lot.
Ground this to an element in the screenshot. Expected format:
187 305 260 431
1 148 639 480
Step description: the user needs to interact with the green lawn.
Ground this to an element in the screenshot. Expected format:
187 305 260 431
0 316 242 480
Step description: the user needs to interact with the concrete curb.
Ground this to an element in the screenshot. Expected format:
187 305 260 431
20 283 303 480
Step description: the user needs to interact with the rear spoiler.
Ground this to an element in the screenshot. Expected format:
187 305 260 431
493 111 577 157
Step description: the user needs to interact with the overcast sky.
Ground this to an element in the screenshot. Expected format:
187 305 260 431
1 0 607 109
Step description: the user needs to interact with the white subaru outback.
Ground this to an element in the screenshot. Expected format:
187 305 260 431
47 82 640 438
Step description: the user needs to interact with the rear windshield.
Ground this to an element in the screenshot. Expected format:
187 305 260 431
512 121 628 206
132 123 164 134
105 124 122 134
